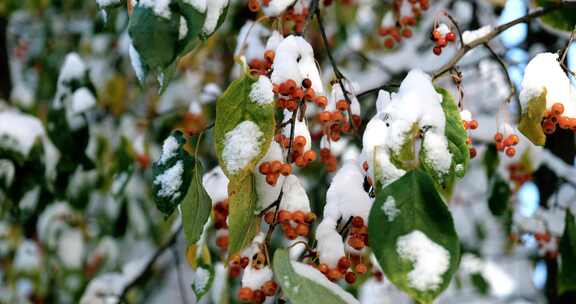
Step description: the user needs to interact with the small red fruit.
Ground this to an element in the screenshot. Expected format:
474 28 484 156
433 46 442 55
505 147 516 157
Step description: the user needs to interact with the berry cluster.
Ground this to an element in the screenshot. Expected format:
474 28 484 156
346 216 368 251
248 1 310 33
534 232 559 259
248 49 275 76
238 280 278 303
317 255 368 284
431 23 456 55
507 163 531 189
259 160 291 186
264 210 316 239
213 200 230 250
180 111 207 135
378 0 430 49
274 78 327 111
494 132 519 157
542 102 576 134
462 117 478 158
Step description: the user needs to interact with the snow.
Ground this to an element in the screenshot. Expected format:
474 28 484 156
202 0 229 35
71 88 96 115
80 273 127 304
436 23 451 36
249 76 275 105
202 166 229 203
129 42 146 82
242 266 273 289
460 109 472 121
0 110 46 157
222 120 263 174
265 31 283 51
58 53 87 83
283 115 312 152
139 0 172 19
96 0 120 7
271 35 324 94
235 21 270 62
179 16 188 40
291 261 360 304
262 0 297 17
14 240 41 271
396 230 450 291
193 267 211 292
0 159 15 188
362 70 452 187
159 135 179 164
255 141 285 210
153 160 184 200
382 196 400 221
462 26 493 45
279 175 310 212
57 229 85 269
519 52 576 118
210 263 228 304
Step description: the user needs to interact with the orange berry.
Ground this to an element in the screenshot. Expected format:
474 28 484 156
304 88 315 100
284 226 297 240
351 216 364 228
446 32 456 42
505 147 516 157
262 280 278 296
285 99 298 111
280 163 292 176
253 290 265 303
509 134 519 145
355 263 367 274
469 147 477 158
270 160 282 173
318 263 329 274
229 265 241 278
552 103 564 116
317 111 331 123
402 28 412 38
303 150 317 163
352 114 362 128
238 287 254 302
292 88 304 99
345 271 357 284
230 254 241 266
216 235 228 249
496 141 505 151
295 223 309 236
383 37 395 49
336 100 348 111
292 211 306 223
295 155 307 167
240 256 250 268
266 173 278 186
362 161 369 171
328 269 343 281
314 96 328 108
341 122 351 133
259 162 271 175
432 30 442 40
264 50 275 63
469 119 478 130
348 237 365 250
543 119 556 134
278 210 292 223
503 136 515 147
248 0 260 12
294 135 307 147
558 116 571 129
338 257 352 270
284 79 297 94
331 111 344 122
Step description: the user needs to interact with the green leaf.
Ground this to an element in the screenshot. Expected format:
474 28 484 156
273 249 358 304
389 123 419 170
368 169 461 304
128 4 179 73
214 74 275 181
192 263 215 301
483 144 500 179
536 0 576 33
152 131 194 217
488 174 510 216
559 210 576 293
518 90 547 146
175 0 206 56
471 273 490 295
227 174 261 256
182 161 211 245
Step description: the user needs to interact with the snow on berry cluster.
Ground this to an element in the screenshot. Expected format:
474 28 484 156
431 23 456 55
379 0 430 49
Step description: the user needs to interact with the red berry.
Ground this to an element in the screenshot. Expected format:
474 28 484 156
446 32 456 42
468 119 478 130
494 132 503 142
384 38 395 49
552 103 564 116
402 28 413 38
469 147 477 158
238 287 253 302
433 46 442 55
505 147 516 157
345 271 357 284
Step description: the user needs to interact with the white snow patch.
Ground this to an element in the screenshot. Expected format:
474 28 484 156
520 52 576 118
202 0 229 35
396 230 450 291
57 229 85 269
159 135 179 164
129 42 146 82
193 267 212 292
280 175 310 212
154 161 184 199
222 121 263 174
242 266 273 289
382 196 399 221
262 0 297 17
255 141 285 210
202 166 229 203
71 88 96 115
96 0 120 7
462 26 493 45
139 0 172 19
249 76 275 105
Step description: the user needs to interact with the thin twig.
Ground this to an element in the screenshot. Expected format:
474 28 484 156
356 83 400 99
443 11 465 49
432 2 569 80
338 216 353 236
118 224 183 301
484 43 515 103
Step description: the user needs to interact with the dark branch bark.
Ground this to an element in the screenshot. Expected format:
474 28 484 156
0 16 12 100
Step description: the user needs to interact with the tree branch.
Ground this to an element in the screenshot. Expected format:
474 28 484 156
483 43 515 103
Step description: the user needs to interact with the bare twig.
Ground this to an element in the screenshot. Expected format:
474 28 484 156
119 224 183 301
484 43 516 103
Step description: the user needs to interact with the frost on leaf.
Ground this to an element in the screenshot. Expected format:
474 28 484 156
222 120 263 174
249 76 275 105
381 196 399 221
396 230 450 292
